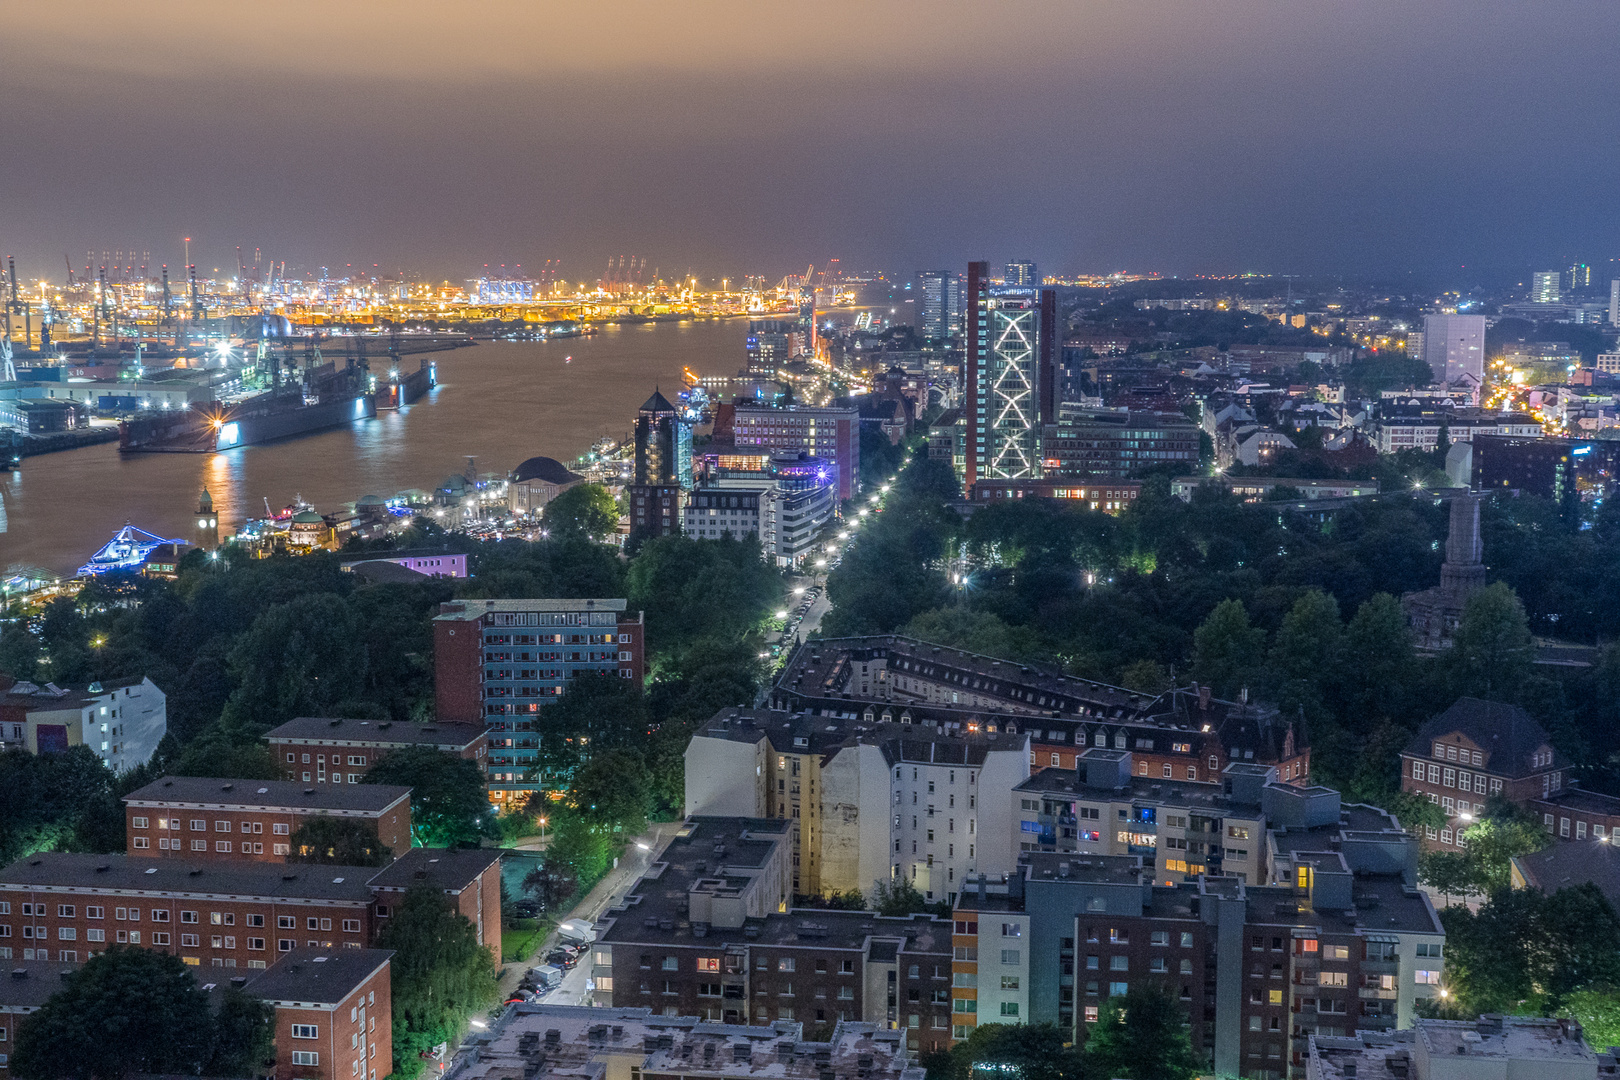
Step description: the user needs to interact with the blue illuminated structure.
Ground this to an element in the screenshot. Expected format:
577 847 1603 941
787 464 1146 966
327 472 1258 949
77 523 186 576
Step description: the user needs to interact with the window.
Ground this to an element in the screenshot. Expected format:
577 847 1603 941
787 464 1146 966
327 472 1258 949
132 817 148 829
181 934 199 947
1001 949 1020 965
292 1024 320 1039
86 929 104 942
343 919 361 933
1109 982 1128 997
778 958 795 972
1001 976 1020 990
662 957 678 970
697 957 720 972
273 824 289 835
57 905 74 919
249 938 265 951
247 914 265 927
999 1002 1019 1016
1318 972 1347 987
215 820 231 833
278 916 296 929
292 1052 319 1066
1416 970 1440 985
1109 956 1128 971
215 841 231 853
279 939 294 952
1002 923 1021 938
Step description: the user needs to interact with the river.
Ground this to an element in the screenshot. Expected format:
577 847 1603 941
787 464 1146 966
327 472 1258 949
0 318 744 576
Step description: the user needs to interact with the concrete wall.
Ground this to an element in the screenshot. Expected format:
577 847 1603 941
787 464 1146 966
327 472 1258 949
683 735 767 819
820 742 891 897
977 739 1031 880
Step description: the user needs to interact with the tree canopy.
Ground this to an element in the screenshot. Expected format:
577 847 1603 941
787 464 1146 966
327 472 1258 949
375 886 499 1068
926 1022 1085 1080
289 814 393 866
363 746 494 848
1081 985 1203 1080
10 945 272 1080
542 483 620 542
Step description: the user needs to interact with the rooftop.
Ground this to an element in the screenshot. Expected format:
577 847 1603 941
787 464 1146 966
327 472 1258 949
1406 697 1552 778
0 852 379 903
1513 840 1620 909
449 1005 924 1080
265 716 486 749
242 948 393 1007
435 598 628 621
692 709 1027 767
123 776 411 815
0 959 82 1010
369 847 502 893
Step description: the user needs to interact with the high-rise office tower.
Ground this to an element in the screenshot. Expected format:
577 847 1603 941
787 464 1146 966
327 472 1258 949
965 261 1056 487
1609 279 1619 326
1004 260 1037 287
1567 263 1591 294
1532 271 1562 304
916 270 962 343
1421 313 1486 389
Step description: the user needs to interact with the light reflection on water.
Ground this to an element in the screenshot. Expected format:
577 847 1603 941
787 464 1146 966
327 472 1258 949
0 320 739 575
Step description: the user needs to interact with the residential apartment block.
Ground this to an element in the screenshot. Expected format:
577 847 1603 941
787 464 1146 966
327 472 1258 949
265 716 488 786
771 638 1312 787
683 709 1027 902
122 776 412 862
953 789 1442 1080
1310 1016 1615 1080
588 817 957 1055
1040 410 1200 479
0 948 395 1080
433 598 646 804
0 849 500 970
0 676 167 772
451 1004 924 1080
1370 404 1540 454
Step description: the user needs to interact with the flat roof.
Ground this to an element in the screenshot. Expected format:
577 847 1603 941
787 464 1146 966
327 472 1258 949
123 776 411 816
243 947 393 1007
0 852 378 904
450 1005 923 1080
265 716 485 750
435 598 627 621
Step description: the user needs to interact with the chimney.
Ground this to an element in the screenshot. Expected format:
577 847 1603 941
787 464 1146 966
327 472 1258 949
1198 686 1211 710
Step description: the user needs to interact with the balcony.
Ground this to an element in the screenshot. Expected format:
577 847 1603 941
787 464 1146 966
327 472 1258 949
1358 988 1398 1001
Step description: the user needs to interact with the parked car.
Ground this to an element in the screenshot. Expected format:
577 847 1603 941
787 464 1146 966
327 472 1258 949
546 949 579 969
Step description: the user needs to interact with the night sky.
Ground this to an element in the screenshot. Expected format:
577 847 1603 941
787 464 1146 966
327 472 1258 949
4 1 1617 283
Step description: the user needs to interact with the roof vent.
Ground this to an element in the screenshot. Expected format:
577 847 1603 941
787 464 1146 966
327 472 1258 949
144 867 157 874
162 780 173 787
257 787 268 794
329 719 342 727
95 864 110 873
189 869 203 877
304 789 316 795
221 783 233 791
313 956 328 963
283 873 299 881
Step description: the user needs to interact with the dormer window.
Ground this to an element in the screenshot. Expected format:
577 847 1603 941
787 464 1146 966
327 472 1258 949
1433 742 1445 759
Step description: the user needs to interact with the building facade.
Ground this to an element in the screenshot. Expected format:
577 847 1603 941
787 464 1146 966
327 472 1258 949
0 677 167 772
253 948 394 1080
265 716 489 786
732 404 861 501
1419 314 1487 393
1041 410 1200 479
433 598 646 804
122 776 413 862
916 270 962 344
965 261 1056 487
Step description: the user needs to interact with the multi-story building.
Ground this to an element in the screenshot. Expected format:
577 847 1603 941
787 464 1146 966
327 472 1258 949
1531 271 1562 304
746 320 794 372
683 485 767 542
682 458 837 568
1371 404 1540 454
1041 410 1200 479
1004 261 1037 287
265 716 489 786
452 1004 925 1080
1011 751 1270 886
965 262 1056 487
966 479 1141 512
433 598 646 804
1309 1016 1612 1080
770 638 1312 786
1170 476 1379 502
684 710 1027 903
1420 314 1487 390
250 947 394 1080
916 270 962 344
0 849 499 970
0 948 394 1080
732 404 860 500
952 787 1443 1080
122 776 413 862
1470 434 1577 506
0 676 167 772
630 389 691 541
589 817 957 1054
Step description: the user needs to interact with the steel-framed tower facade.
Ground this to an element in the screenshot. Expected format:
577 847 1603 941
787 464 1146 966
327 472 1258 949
965 261 1056 489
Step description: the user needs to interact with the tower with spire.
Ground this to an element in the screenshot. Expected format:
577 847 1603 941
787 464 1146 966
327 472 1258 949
628 388 687 541
196 487 218 549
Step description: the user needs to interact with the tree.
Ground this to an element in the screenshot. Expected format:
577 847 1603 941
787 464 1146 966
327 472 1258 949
1456 798 1550 893
542 812 616 894
1119 659 1172 695
1191 599 1265 699
1419 850 1481 905
538 671 651 777
207 985 276 1079
1566 987 1620 1051
566 749 652 834
1440 883 1620 1014
375 886 499 1066
11 946 216 1080
363 746 494 848
871 876 946 917
1446 582 1534 698
289 814 393 866
219 593 369 732
521 861 578 912
1343 593 1415 721
542 483 620 542
929 1022 1085 1080
1082 984 1203 1080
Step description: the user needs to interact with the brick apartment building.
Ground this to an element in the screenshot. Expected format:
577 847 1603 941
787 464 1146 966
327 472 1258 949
265 716 488 786
369 847 502 959
0 948 393 1080
123 777 412 862
0 849 501 970
1399 698 1566 849
253 948 394 1080
433 598 646 805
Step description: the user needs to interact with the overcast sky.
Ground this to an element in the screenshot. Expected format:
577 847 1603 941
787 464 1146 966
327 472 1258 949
3 1 1617 284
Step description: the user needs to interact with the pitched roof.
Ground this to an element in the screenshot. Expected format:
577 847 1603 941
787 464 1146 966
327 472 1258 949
640 389 675 414
123 776 411 815
242 947 393 1006
0 852 377 903
1513 840 1620 908
1406 698 1551 776
265 716 485 750
367 847 502 893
